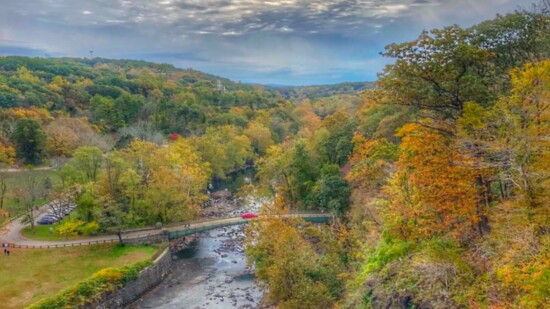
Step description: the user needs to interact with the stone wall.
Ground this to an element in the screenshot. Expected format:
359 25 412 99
84 248 172 309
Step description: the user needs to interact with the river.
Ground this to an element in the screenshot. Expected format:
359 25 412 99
129 225 263 309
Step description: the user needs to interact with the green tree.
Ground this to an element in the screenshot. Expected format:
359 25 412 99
289 141 318 207
473 8 550 75
76 186 99 222
318 112 357 165
12 118 46 164
113 93 145 124
97 197 132 243
67 146 103 182
379 25 493 123
311 165 350 217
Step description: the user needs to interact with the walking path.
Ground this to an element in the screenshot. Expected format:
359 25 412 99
0 212 332 248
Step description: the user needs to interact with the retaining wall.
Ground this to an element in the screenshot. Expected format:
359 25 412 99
83 248 172 309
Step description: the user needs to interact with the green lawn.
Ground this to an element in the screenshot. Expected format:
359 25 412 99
21 221 92 241
0 244 157 309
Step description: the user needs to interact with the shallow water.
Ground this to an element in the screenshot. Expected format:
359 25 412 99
130 225 263 309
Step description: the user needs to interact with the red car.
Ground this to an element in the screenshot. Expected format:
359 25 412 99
241 213 259 219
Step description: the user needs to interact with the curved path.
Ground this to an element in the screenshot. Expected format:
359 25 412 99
0 213 332 249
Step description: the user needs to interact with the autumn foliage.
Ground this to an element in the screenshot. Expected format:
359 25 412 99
385 123 482 241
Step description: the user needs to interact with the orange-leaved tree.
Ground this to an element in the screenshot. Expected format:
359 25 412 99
385 123 482 241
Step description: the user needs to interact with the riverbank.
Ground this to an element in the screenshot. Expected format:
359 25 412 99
130 225 263 309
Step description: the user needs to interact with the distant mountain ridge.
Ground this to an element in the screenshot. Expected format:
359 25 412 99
267 81 375 100
0 56 368 138
0 56 372 100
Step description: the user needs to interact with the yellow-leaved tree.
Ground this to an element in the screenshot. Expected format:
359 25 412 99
146 138 211 222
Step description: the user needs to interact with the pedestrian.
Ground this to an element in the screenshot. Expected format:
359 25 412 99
3 248 6 255
6 249 10 256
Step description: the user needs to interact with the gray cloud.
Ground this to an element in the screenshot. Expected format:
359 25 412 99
0 0 527 85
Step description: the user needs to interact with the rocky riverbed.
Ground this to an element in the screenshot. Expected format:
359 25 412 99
128 225 263 309
201 189 268 219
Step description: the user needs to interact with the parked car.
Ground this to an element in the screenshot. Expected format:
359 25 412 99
37 217 55 225
42 214 61 221
241 213 259 219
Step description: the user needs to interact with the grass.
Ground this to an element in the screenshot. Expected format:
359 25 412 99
0 244 157 309
21 222 91 241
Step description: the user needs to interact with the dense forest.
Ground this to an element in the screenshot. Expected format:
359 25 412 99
0 51 361 235
0 1 549 308
245 3 550 309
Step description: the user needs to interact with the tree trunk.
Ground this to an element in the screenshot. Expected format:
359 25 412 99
28 209 35 230
0 184 6 209
475 175 490 236
0 175 6 209
498 178 506 200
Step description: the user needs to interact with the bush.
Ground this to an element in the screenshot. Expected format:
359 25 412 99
55 220 84 239
359 239 414 279
79 221 100 236
28 259 152 309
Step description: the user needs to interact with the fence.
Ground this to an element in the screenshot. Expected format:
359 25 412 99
168 220 248 240
167 215 332 240
2 214 333 249
3 238 119 249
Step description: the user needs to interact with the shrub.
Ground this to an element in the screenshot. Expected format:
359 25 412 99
28 259 152 309
359 238 414 278
78 221 100 235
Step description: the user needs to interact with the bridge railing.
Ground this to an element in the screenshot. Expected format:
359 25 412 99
168 220 248 240
4 238 119 249
167 215 332 240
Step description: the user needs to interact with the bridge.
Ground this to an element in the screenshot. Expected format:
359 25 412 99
1 213 333 249
166 213 331 240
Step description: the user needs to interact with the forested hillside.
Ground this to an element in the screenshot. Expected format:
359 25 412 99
271 81 374 100
245 3 550 309
0 57 283 137
0 53 361 236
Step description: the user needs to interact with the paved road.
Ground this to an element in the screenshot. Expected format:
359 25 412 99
0 213 331 248
0 202 54 245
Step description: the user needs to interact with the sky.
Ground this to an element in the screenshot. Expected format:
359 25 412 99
0 0 530 85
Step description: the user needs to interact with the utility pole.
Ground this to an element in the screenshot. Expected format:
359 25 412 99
89 50 94 58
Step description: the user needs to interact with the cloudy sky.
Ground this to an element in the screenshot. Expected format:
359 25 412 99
0 0 529 85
